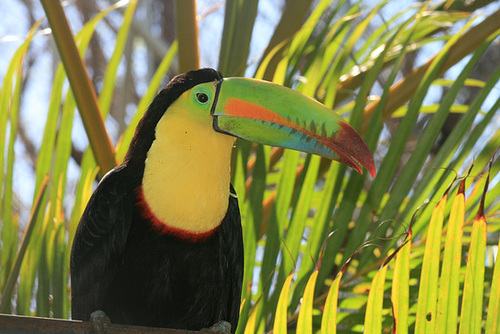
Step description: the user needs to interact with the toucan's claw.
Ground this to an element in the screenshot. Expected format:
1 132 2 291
200 320 232 334
90 310 111 334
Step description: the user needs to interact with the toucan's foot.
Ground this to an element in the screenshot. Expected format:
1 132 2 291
90 310 111 334
200 320 232 334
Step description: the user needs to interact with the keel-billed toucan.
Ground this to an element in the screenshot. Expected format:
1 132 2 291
70 68 375 332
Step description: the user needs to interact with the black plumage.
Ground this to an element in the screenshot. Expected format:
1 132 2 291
70 69 243 332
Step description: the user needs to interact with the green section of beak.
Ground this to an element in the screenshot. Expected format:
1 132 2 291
211 77 376 177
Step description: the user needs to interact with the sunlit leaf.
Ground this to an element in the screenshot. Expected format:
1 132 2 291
415 195 447 332
364 264 388 333
274 273 294 334
435 176 467 333
391 231 412 334
296 270 318 334
459 162 490 334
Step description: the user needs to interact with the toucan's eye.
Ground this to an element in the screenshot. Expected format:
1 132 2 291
196 92 209 103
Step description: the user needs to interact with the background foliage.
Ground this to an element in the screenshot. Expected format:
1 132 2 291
1 0 500 332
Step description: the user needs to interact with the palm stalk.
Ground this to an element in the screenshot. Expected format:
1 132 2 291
175 0 200 72
40 0 116 178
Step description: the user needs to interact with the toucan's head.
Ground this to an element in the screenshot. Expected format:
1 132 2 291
126 68 375 177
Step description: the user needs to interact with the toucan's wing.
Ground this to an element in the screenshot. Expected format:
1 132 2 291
70 165 135 320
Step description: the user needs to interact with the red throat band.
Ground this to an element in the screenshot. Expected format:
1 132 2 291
135 186 219 243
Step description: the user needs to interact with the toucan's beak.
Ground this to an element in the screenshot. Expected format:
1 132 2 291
211 77 376 177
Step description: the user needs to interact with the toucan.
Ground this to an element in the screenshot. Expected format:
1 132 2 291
70 68 375 332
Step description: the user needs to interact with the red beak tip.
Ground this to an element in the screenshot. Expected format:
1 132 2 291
368 165 377 178
355 160 376 178
358 156 376 178
335 122 376 178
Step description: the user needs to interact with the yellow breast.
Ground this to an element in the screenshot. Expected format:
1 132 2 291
141 98 236 234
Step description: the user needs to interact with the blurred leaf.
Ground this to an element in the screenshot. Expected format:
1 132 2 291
392 104 479 117
219 0 259 76
361 8 500 133
99 0 139 115
116 41 178 163
0 176 49 313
